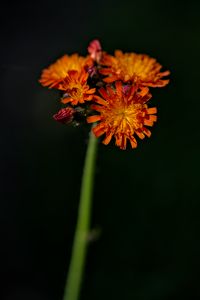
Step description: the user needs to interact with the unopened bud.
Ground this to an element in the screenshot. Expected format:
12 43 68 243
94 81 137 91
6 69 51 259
53 107 75 124
88 39 102 63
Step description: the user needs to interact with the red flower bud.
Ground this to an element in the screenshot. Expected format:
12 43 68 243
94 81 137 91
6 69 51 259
53 107 75 124
88 39 102 63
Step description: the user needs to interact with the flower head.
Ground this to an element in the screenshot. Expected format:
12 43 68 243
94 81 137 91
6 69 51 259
60 70 96 105
87 81 157 150
100 50 170 88
39 54 92 89
39 40 170 149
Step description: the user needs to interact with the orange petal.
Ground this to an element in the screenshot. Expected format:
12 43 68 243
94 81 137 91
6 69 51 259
144 120 154 126
147 107 157 114
87 115 101 123
90 104 103 112
99 68 112 75
143 128 151 137
106 86 115 97
115 81 122 97
103 131 114 145
149 115 157 122
147 79 169 87
103 75 118 83
128 85 137 100
93 95 108 106
93 123 107 137
135 130 145 140
159 70 170 76
84 95 93 101
121 135 127 150
61 97 74 104
139 87 149 97
115 134 122 148
99 87 110 100
129 136 137 148
87 88 96 94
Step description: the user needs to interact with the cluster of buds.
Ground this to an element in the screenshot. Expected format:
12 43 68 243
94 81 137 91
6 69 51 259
39 40 169 150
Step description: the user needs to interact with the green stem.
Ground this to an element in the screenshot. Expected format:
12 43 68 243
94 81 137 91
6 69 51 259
63 127 98 300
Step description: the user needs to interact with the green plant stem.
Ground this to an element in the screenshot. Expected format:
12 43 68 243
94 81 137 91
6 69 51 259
63 128 98 300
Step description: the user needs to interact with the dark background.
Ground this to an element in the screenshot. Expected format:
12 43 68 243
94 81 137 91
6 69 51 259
1 0 200 299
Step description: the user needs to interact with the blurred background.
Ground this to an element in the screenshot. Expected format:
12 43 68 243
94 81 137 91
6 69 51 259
1 0 200 299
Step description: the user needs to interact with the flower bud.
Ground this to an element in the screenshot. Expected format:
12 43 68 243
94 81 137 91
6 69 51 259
53 107 75 124
88 39 102 63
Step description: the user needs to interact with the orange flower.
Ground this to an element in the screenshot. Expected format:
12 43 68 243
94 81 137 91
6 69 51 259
39 54 92 89
60 70 96 105
87 82 157 150
100 50 170 88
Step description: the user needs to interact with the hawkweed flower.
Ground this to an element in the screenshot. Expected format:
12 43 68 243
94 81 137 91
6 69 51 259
99 50 170 89
39 54 92 89
87 81 157 150
60 70 96 105
39 39 169 150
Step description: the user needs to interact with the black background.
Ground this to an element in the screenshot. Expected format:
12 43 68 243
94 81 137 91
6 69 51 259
1 0 200 299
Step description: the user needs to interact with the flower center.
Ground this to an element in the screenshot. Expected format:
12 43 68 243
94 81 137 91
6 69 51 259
68 85 83 100
106 104 142 132
117 56 152 80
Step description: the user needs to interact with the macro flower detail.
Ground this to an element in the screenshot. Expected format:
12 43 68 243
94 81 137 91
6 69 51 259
87 81 157 150
100 50 170 88
39 54 92 89
60 70 96 105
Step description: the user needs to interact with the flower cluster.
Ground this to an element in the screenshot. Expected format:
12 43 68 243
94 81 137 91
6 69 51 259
39 40 169 150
